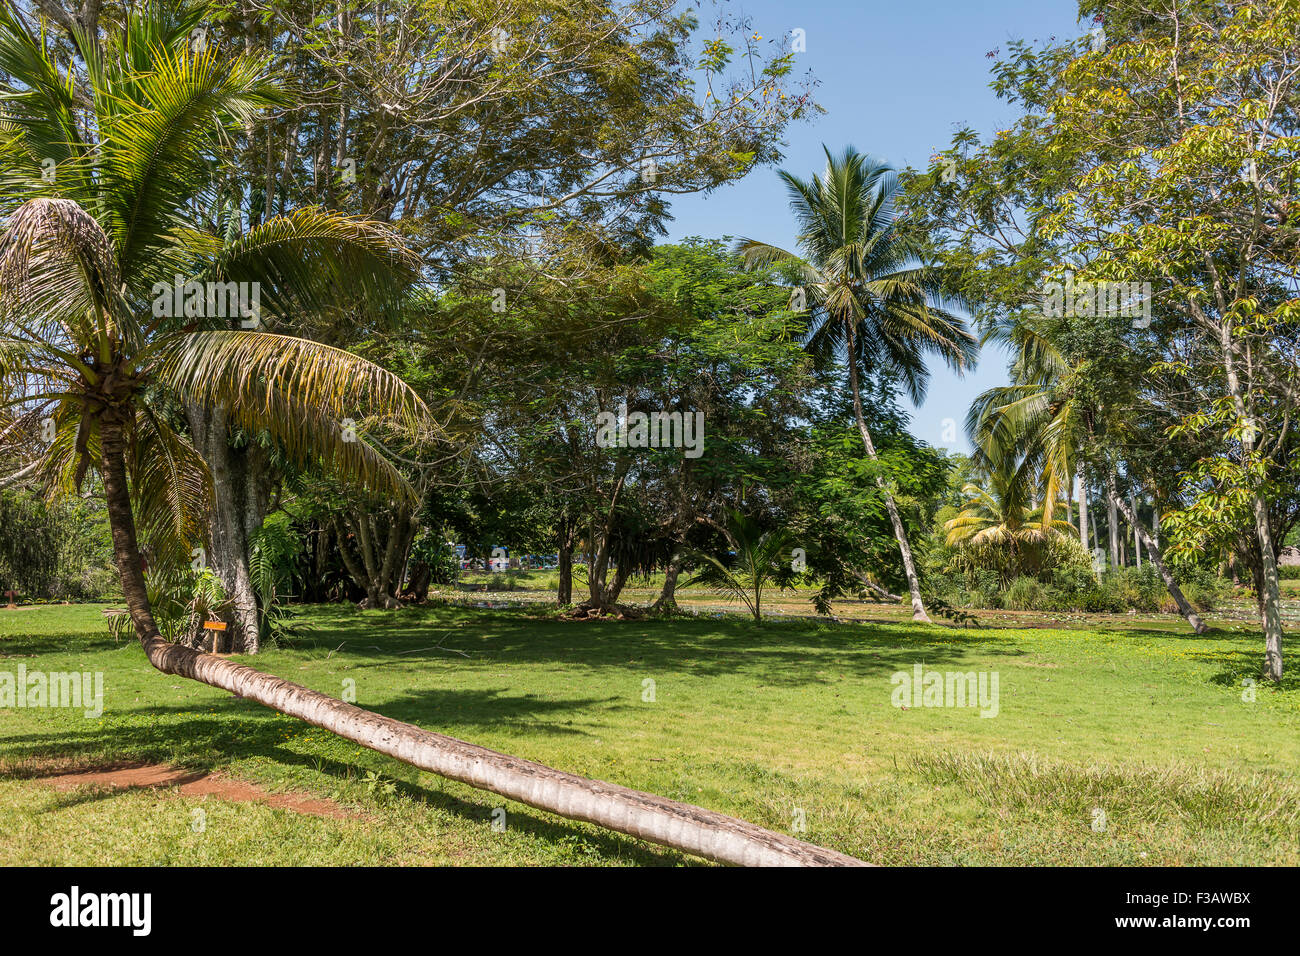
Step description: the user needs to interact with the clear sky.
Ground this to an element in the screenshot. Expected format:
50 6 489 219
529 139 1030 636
663 0 1088 453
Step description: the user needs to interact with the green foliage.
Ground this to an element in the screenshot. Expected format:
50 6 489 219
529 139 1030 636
685 508 796 624
109 566 228 642
941 522 1093 590
249 512 306 642
409 531 460 587
925 563 1224 615
0 488 117 601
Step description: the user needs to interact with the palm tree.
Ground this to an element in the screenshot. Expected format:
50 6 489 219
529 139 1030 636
689 508 795 624
968 318 1207 632
0 3 861 866
966 318 1088 544
943 455 1075 584
738 147 977 623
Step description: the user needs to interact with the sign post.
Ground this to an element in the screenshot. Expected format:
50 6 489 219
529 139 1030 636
203 619 228 653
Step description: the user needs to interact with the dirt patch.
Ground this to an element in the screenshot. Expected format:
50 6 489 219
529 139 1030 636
30 762 350 819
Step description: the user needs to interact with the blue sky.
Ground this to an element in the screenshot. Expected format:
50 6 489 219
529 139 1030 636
664 0 1088 452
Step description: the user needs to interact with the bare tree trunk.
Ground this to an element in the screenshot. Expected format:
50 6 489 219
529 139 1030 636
337 504 409 608
187 402 261 653
651 554 682 612
585 465 629 610
1108 476 1206 634
98 419 861 867
1212 299 1285 679
1077 464 1089 552
1107 489 1119 570
846 329 929 623
556 542 573 605
1131 494 1142 568
1252 493 1285 681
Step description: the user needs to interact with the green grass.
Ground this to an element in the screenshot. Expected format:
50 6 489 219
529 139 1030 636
1 601 1297 865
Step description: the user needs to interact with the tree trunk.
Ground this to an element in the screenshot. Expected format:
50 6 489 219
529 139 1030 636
1108 476 1206 634
338 504 410 608
1211 303 1283 679
408 562 432 602
846 329 929 622
1077 464 1089 552
98 418 860 865
1131 494 1141 568
187 403 261 653
1107 489 1119 571
585 467 630 611
1252 493 1285 682
556 542 573 606
651 554 682 612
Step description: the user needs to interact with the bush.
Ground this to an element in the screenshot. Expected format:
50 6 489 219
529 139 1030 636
1003 576 1048 611
1172 567 1226 612
0 488 116 602
925 559 1226 615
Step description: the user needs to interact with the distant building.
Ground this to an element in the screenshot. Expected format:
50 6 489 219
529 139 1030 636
1280 546 1300 567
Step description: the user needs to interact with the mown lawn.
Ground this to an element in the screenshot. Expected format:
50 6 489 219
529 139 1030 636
1 601 1297 865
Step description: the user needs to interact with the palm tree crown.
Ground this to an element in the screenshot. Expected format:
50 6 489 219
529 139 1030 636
0 3 424 569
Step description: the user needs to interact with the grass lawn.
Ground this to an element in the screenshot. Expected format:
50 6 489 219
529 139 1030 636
2 600 1297 866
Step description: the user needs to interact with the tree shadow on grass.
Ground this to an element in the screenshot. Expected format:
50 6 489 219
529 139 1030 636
0 630 128 656
1200 651 1300 693
288 609 987 688
1092 625 1264 642
1 698 694 866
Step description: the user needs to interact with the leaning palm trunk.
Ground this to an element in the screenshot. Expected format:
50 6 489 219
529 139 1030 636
846 339 930 623
1107 476 1206 634
99 423 860 866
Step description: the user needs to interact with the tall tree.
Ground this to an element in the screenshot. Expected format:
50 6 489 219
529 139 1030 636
906 3 1295 671
0 0 860 866
176 0 818 618
738 147 977 622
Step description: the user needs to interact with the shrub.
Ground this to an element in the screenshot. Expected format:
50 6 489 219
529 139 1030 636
1173 568 1226 612
1003 576 1048 611
926 560 1226 615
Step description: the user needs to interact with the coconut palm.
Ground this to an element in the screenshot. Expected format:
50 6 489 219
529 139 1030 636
966 317 1088 542
0 2 422 650
738 146 977 623
944 455 1075 584
688 508 796 624
0 2 861 866
967 318 1207 632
